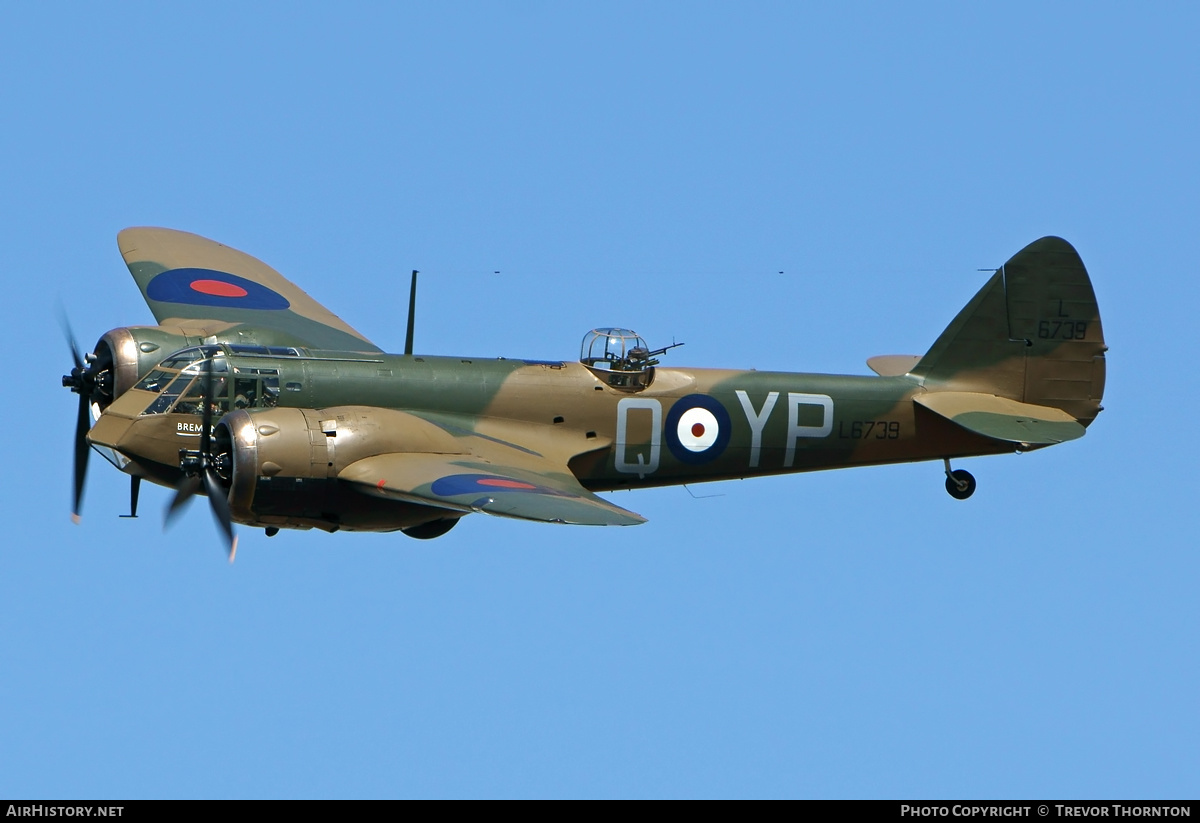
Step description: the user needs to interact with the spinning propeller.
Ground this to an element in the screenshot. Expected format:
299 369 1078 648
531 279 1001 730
62 317 236 560
60 315 111 523
165 355 238 562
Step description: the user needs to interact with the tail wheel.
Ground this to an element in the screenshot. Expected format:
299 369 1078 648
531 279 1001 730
945 469 976 500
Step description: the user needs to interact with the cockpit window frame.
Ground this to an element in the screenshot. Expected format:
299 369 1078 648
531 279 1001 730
580 328 651 371
136 345 284 417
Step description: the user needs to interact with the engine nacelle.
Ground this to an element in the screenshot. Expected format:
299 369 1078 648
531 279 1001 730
91 326 192 409
217 406 464 529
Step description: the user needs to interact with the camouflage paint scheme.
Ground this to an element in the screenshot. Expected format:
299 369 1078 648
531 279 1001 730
78 228 1106 540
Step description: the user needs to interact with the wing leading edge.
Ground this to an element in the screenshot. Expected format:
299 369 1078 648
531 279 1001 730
118 227 382 352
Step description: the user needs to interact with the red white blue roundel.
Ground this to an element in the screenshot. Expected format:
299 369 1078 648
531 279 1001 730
665 394 732 464
145 268 291 310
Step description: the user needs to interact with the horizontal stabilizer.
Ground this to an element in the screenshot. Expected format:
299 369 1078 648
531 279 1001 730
915 391 1086 445
867 355 921 376
342 452 646 526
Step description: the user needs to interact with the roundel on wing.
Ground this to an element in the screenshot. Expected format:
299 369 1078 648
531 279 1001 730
430 474 572 499
664 394 732 464
145 268 291 310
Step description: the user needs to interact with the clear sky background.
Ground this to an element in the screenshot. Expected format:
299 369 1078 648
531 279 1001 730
1 3 1196 799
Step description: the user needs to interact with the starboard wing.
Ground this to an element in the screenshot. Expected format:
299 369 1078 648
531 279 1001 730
915 391 1086 445
341 441 646 527
118 227 382 352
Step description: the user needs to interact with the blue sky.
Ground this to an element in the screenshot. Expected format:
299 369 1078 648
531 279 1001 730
1 3 1196 798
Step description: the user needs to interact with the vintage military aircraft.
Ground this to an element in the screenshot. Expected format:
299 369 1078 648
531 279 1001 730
63 228 1106 560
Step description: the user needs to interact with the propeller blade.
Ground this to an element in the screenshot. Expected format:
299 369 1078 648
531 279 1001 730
61 307 90 522
165 474 201 527
71 393 89 524
202 469 237 562
164 352 237 561
57 306 84 371
199 356 214 457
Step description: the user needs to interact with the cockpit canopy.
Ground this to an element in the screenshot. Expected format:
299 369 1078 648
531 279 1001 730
580 328 652 372
134 344 288 417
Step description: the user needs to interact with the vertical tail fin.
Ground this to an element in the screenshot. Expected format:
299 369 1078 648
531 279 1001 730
912 237 1106 425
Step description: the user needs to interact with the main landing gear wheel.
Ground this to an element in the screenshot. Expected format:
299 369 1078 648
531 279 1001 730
942 459 976 500
945 470 976 500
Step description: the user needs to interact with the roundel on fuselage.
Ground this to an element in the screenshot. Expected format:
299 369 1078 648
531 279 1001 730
664 394 732 464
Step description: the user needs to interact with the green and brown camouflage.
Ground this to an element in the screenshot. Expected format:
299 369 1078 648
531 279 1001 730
118 227 381 353
69 228 1106 549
